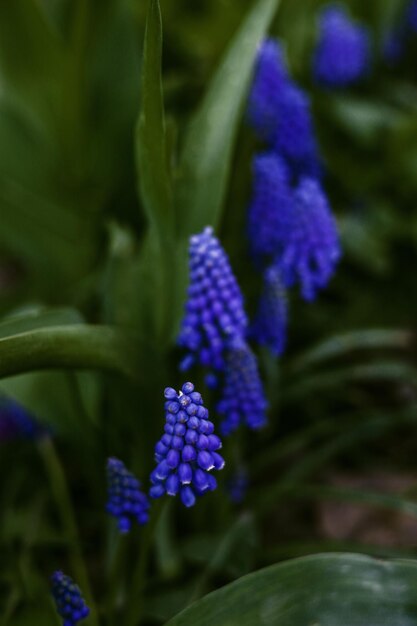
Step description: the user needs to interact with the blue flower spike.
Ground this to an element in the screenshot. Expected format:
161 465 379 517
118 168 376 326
51 571 89 626
218 338 268 435
248 152 293 261
275 177 341 301
106 458 150 533
0 397 43 441
247 39 289 142
150 383 225 508
313 5 370 88
251 265 288 357
178 227 247 371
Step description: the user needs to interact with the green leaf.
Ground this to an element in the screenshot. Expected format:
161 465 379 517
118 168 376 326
136 0 175 343
165 553 417 626
291 329 413 373
0 306 83 339
175 0 280 236
0 325 137 380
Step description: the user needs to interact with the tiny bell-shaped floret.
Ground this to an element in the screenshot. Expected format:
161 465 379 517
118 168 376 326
274 177 341 301
106 458 150 533
51 571 89 626
217 339 268 435
150 383 225 507
178 227 248 371
313 5 370 88
251 265 288 357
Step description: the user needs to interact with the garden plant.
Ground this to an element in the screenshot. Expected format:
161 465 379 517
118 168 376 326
1 0 417 624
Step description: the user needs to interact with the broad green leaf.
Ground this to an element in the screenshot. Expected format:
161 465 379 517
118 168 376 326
291 329 412 373
175 0 280 236
0 325 137 380
0 306 83 339
166 553 417 626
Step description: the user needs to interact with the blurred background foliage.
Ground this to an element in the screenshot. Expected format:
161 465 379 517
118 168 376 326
1 0 417 624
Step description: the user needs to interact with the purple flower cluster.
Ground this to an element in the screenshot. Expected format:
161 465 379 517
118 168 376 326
106 458 150 533
313 5 370 88
51 571 89 626
218 339 268 435
274 177 341 301
178 227 247 371
226 468 249 504
150 383 225 507
0 397 42 441
248 39 320 178
248 152 292 261
408 0 417 31
251 266 288 356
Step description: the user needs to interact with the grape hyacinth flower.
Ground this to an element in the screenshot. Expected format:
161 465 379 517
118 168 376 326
408 0 417 32
150 383 225 508
178 227 247 371
218 338 268 435
248 152 293 261
382 28 404 65
106 458 150 533
248 39 321 177
247 39 289 142
275 177 341 301
226 469 249 504
0 397 43 441
313 5 370 88
251 265 288 357
51 571 89 626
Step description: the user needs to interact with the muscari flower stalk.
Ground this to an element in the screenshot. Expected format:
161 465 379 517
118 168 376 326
51 571 89 626
247 39 321 178
251 265 288 357
218 338 268 436
275 177 341 302
248 152 293 261
313 5 370 88
0 397 43 441
150 383 225 508
106 458 150 533
178 227 247 371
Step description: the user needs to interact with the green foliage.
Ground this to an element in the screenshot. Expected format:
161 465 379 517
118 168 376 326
1 0 417 624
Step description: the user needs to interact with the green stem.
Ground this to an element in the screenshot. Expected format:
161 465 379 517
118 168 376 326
106 531 129 623
38 436 99 626
124 501 165 626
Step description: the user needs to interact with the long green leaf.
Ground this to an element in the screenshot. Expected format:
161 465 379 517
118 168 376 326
175 0 280 235
136 0 175 343
291 329 413 373
0 325 137 380
166 553 417 626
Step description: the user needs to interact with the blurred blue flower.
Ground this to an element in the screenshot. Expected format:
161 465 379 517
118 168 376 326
247 39 289 143
218 338 268 435
51 571 89 626
178 227 247 371
251 265 288 357
274 177 341 301
248 39 321 177
313 5 370 88
0 397 43 441
248 152 293 261
382 28 404 64
150 383 225 508
408 0 417 31
226 468 249 504
106 457 150 533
